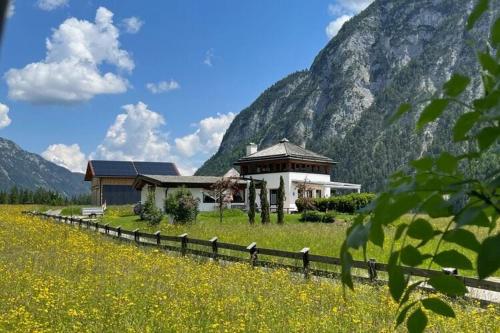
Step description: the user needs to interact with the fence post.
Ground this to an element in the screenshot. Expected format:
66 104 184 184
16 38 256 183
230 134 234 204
247 242 257 267
78 219 82 228
154 231 161 246
368 258 377 281
300 247 310 278
64 216 68 224
133 229 140 243
210 237 218 260
179 233 188 256
104 223 109 235
117 226 122 238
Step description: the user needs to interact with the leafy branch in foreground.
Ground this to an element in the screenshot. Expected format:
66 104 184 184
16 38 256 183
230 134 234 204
340 1 500 332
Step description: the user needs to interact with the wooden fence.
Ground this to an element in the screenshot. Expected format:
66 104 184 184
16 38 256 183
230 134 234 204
24 211 500 297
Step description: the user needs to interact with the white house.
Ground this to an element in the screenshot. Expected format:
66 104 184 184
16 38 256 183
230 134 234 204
133 138 361 213
234 138 361 212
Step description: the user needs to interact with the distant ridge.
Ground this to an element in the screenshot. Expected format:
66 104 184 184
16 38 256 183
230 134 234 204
0 137 89 197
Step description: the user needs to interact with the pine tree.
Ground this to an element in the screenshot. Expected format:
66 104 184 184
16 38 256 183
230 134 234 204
277 176 285 224
248 178 256 224
260 181 270 224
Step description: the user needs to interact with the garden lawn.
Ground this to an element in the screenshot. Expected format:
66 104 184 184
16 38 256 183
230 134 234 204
1 205 498 332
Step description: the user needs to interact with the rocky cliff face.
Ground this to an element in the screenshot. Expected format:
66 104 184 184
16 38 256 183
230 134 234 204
0 137 89 197
196 0 499 191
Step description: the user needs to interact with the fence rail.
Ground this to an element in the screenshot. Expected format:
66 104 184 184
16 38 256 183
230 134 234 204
23 211 500 297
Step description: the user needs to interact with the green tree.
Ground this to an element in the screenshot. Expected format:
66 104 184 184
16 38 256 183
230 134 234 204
260 181 270 224
277 176 285 224
248 178 256 224
341 3 500 332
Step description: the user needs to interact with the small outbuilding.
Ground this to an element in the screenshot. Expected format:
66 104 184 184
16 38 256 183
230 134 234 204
84 160 180 205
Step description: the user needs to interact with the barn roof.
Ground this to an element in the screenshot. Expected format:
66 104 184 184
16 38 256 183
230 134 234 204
234 138 335 164
84 160 180 181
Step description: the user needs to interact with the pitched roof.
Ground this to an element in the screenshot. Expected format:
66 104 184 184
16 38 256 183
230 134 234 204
84 160 180 181
235 138 335 164
132 174 246 189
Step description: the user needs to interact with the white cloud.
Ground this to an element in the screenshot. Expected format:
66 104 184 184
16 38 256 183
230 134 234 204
41 143 87 173
122 16 143 34
146 80 180 94
203 49 214 67
88 102 236 176
37 0 68 11
92 102 171 162
325 1 373 39
328 0 373 16
326 15 351 39
5 7 133 104
0 103 11 129
7 0 14 18
175 112 236 158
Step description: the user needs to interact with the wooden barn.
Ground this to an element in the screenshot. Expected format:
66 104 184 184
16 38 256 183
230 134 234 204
84 160 180 205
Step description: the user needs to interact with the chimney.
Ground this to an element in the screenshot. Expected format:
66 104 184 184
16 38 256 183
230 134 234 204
246 142 258 156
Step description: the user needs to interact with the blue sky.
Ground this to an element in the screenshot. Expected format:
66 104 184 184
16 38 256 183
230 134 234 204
0 0 372 174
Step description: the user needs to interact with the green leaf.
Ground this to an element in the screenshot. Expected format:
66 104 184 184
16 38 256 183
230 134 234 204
401 245 424 267
478 52 499 76
443 74 470 97
407 218 434 240
477 234 500 279
411 157 433 171
340 247 354 290
434 250 473 270
394 223 408 241
428 274 467 296
443 229 480 252
491 17 500 46
421 298 455 318
422 194 453 218
456 206 490 227
466 0 488 30
396 301 417 328
417 99 449 130
453 111 480 141
369 222 384 247
346 223 369 249
388 252 407 301
391 103 412 123
436 152 458 173
407 307 428 333
477 127 500 151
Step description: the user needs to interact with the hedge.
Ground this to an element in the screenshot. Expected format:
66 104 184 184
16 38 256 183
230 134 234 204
299 211 336 223
296 193 376 214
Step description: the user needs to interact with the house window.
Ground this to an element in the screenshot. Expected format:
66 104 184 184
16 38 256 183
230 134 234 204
270 189 278 205
306 190 313 198
316 189 322 198
233 189 245 203
203 192 216 203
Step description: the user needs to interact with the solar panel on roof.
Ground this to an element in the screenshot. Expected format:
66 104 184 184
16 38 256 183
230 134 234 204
91 161 137 177
133 162 178 176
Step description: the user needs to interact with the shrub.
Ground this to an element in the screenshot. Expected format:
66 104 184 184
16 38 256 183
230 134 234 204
299 211 323 222
140 190 163 225
295 197 316 212
165 187 200 224
307 193 376 214
133 203 143 215
322 211 336 223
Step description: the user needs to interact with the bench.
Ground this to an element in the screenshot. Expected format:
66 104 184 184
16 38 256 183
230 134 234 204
82 207 104 218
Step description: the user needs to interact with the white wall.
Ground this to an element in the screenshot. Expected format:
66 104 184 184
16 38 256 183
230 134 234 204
141 186 220 212
246 172 332 211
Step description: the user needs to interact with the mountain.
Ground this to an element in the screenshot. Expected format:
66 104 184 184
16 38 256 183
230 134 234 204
196 0 500 191
0 137 89 197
